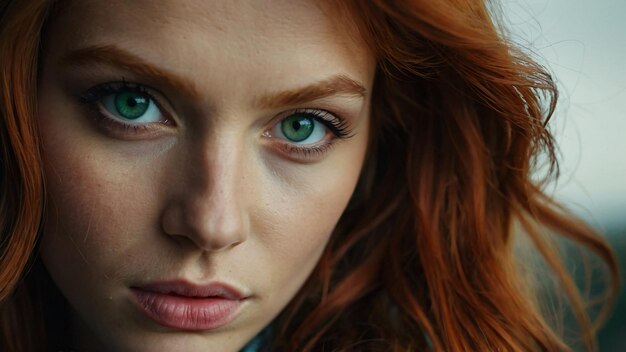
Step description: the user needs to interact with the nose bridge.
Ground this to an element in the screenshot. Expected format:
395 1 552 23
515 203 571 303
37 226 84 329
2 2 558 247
164 131 250 252
193 133 243 206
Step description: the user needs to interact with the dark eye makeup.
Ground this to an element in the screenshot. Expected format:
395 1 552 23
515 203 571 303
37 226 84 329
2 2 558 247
77 80 355 159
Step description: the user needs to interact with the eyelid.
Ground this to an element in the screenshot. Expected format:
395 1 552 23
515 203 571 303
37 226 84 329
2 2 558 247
77 82 356 153
79 81 177 126
262 108 355 161
269 108 354 140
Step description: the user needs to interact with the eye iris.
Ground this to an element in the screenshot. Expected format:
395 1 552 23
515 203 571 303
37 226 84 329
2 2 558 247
114 92 149 120
281 115 314 142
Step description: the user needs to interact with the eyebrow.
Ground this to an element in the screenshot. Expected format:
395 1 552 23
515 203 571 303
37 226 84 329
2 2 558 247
61 45 367 109
61 45 202 98
256 75 366 109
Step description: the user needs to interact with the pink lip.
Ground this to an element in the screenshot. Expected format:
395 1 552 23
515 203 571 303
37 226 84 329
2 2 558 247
131 281 246 330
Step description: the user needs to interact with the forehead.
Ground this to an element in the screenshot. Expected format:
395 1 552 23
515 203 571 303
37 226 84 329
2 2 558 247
43 0 373 98
51 0 339 44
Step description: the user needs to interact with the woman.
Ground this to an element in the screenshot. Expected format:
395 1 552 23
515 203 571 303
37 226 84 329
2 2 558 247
0 0 619 351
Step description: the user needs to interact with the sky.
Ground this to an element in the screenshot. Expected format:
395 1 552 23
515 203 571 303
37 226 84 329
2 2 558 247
502 0 626 230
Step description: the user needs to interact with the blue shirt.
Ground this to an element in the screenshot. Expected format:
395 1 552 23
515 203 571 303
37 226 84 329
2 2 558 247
240 324 273 352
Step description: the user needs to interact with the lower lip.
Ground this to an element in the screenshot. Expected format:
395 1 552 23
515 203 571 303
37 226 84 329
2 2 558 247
131 289 243 330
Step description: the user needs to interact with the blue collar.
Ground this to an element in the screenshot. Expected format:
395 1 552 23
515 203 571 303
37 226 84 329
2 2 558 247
240 324 274 352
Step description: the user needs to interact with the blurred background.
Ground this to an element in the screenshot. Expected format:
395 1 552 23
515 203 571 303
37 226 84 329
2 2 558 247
502 0 625 350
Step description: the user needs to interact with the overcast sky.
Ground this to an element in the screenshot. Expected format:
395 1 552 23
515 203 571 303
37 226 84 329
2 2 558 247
502 0 626 230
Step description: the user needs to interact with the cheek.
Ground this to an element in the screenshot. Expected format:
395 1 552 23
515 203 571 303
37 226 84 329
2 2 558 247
38 110 161 283
42 157 131 256
262 176 354 254
252 139 368 286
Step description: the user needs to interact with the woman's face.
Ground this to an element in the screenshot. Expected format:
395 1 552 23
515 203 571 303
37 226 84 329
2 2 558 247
37 0 373 350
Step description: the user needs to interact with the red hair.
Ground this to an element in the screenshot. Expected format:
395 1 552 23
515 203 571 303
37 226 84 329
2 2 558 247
0 0 619 351
273 1 620 350
0 0 50 350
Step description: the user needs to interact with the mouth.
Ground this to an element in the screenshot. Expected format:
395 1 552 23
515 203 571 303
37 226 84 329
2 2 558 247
130 280 246 330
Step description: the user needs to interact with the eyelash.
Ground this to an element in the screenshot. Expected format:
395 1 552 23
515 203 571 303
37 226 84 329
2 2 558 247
77 81 354 159
78 81 171 135
272 108 353 158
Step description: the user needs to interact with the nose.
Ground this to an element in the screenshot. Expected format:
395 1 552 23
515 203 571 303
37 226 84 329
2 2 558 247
161 136 250 252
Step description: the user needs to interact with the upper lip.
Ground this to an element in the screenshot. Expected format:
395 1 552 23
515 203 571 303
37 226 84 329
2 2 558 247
133 280 246 300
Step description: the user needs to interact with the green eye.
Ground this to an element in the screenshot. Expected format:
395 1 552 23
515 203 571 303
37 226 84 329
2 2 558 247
113 91 150 120
281 115 314 142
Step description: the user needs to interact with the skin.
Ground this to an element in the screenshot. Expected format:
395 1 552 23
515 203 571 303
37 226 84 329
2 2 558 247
37 0 374 351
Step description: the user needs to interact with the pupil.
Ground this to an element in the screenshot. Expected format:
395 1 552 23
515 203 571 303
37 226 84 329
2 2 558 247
127 97 138 107
114 92 149 120
281 115 313 142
